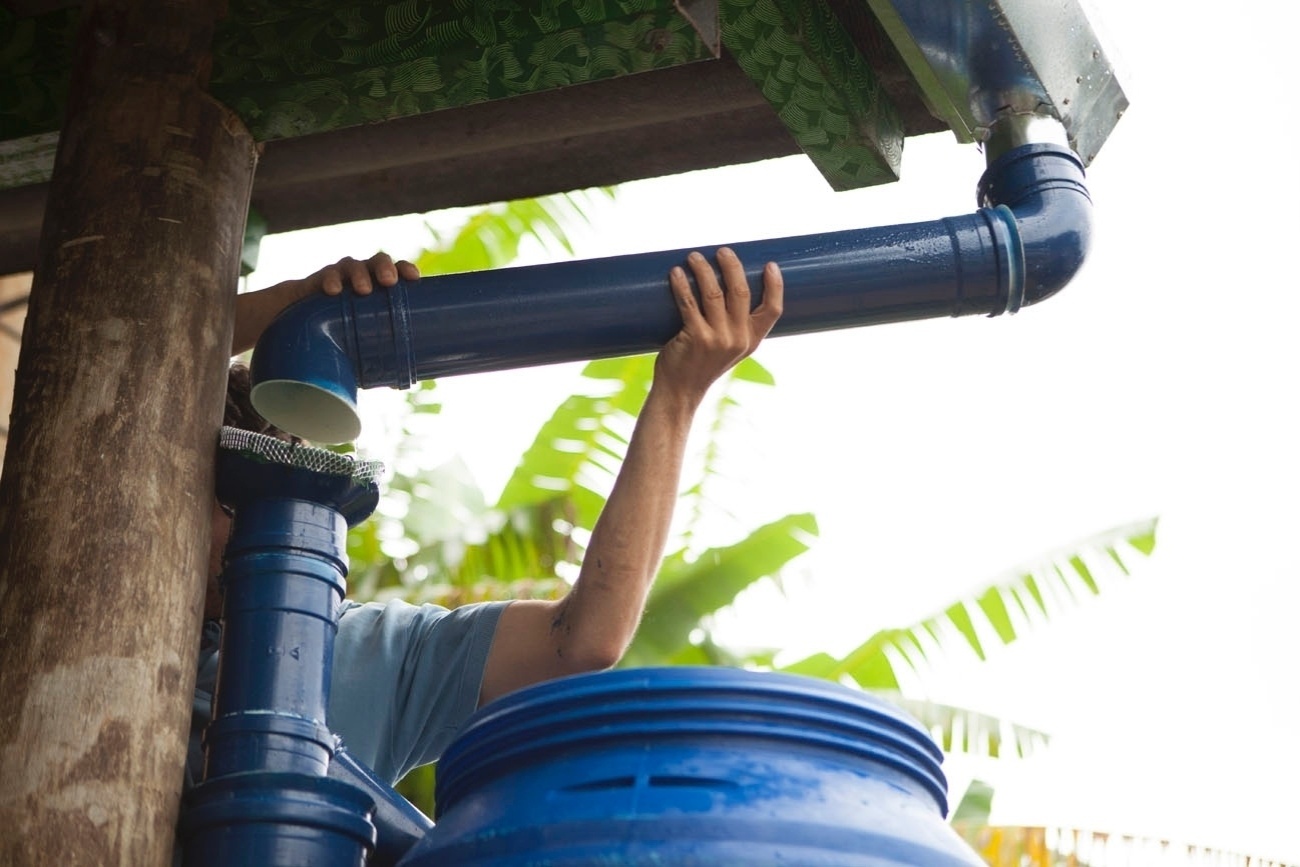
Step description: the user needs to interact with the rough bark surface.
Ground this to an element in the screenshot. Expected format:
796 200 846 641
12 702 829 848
0 1 256 864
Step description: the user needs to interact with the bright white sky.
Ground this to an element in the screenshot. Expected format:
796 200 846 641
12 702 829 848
247 0 1300 859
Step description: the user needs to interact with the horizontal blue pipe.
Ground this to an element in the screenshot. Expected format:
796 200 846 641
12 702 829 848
251 143 1089 443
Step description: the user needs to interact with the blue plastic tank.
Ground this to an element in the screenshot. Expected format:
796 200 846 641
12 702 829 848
398 667 984 866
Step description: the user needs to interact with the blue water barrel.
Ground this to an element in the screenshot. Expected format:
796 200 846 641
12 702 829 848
399 667 984 866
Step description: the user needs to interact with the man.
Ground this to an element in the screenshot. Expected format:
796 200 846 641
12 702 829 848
194 247 784 788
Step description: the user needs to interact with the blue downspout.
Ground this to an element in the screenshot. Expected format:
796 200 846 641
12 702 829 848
251 139 1090 444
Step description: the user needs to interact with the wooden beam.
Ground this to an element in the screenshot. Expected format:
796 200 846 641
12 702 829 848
249 55 799 233
0 1 255 863
0 54 806 276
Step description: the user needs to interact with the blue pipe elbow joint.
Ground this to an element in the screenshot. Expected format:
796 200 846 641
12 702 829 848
250 284 415 444
977 143 1092 308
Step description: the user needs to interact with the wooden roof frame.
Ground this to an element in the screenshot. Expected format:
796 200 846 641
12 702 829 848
0 0 948 277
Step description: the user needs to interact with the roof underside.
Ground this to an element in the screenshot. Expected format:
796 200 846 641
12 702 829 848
1 0 1128 279
0 0 949 277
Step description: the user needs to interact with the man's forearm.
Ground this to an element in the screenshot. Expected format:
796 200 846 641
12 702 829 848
231 289 286 355
554 381 703 666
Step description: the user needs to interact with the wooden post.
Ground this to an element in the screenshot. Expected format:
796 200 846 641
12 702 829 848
0 1 255 863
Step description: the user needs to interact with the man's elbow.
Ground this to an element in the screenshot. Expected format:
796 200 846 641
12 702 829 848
560 638 625 676
544 597 632 677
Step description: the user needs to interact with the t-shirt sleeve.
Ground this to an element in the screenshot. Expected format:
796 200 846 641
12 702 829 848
327 598 509 785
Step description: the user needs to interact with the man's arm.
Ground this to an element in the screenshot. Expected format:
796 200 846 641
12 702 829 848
232 253 419 354
478 247 784 706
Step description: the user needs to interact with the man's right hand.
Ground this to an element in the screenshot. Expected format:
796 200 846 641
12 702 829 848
656 246 784 405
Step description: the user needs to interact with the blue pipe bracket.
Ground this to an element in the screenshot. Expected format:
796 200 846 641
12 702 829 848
251 133 1091 444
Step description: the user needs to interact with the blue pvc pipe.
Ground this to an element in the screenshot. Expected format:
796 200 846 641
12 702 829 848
251 142 1090 443
182 444 387 866
977 143 1092 309
180 773 376 867
203 498 348 779
329 746 435 867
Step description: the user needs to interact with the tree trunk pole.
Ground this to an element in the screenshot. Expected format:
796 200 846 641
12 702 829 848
0 1 255 863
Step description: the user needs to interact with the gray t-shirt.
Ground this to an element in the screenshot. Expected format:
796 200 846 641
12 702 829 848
187 598 508 788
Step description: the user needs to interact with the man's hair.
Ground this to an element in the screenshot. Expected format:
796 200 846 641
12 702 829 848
224 362 301 444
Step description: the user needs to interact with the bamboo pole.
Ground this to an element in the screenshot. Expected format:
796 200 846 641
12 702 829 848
0 1 255 863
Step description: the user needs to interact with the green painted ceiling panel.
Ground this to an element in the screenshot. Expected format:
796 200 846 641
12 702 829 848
0 1 907 196
210 0 719 141
0 1 719 187
721 0 903 190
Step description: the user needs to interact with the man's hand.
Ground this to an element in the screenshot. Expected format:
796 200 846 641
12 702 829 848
280 252 420 300
232 252 419 355
657 247 784 404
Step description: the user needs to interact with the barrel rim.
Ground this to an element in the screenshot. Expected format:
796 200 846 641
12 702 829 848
437 667 949 814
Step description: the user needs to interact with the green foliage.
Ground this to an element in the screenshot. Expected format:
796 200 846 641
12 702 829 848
345 188 615 604
496 354 655 530
887 694 1051 760
625 512 818 667
780 517 1160 690
415 190 614 276
347 456 575 607
773 518 1158 762
951 778 996 825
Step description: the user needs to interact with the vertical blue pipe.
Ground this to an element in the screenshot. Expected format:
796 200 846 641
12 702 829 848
249 142 1089 444
201 498 347 779
180 442 382 866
